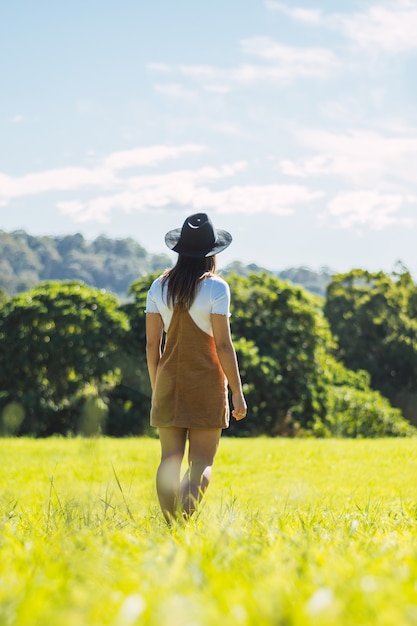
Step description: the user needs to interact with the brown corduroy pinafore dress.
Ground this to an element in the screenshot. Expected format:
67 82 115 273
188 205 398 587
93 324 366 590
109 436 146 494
150 306 229 429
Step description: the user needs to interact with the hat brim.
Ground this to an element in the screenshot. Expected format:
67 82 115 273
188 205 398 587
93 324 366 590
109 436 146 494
165 228 232 257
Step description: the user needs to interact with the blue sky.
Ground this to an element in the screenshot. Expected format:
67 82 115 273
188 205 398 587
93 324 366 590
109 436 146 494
1 0 417 274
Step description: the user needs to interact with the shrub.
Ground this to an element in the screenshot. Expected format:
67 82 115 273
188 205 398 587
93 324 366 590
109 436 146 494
313 385 416 438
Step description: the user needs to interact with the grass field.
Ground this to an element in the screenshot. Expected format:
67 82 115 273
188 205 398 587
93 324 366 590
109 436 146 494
1 437 417 626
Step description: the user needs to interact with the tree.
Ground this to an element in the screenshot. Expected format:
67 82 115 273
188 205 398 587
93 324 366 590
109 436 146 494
324 267 417 422
106 273 162 436
0 281 129 435
0 287 8 306
2 270 413 438
227 273 333 434
123 271 413 438
0 230 171 297
318 385 415 438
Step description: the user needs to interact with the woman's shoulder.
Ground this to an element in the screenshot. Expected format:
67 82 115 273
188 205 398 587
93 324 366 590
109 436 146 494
204 274 230 301
205 273 229 287
201 273 229 294
147 274 167 300
149 273 166 289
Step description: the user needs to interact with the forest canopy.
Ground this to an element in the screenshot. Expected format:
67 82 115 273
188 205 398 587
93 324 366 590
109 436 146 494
1 267 415 439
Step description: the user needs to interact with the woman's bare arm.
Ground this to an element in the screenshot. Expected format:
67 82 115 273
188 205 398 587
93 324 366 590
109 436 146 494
146 313 164 391
211 313 247 420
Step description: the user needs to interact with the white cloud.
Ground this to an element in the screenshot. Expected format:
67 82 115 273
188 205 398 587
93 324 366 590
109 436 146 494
278 128 417 187
267 1 417 54
58 200 99 222
324 190 415 231
212 184 323 215
278 126 417 232
0 144 205 203
154 83 198 99
338 0 417 53
3 157 252 224
103 144 204 170
240 37 339 77
51 158 321 224
125 162 249 197
57 178 322 223
147 36 338 92
264 1 323 24
0 167 113 200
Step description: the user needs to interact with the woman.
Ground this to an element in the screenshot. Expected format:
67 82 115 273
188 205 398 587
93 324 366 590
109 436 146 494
146 212 247 523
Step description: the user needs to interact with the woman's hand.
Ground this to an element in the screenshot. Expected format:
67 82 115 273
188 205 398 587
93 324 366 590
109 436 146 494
231 390 247 421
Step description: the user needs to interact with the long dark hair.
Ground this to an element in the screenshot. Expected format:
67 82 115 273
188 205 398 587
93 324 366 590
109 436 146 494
161 255 217 309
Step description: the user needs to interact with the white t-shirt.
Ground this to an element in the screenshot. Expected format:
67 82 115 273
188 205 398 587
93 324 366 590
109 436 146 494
146 274 231 336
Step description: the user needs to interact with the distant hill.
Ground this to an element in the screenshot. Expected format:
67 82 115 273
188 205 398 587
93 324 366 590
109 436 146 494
277 266 334 297
222 261 333 297
0 230 334 298
0 230 171 298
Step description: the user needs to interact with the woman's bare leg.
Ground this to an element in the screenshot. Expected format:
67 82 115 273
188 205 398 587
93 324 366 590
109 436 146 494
180 428 221 518
156 427 187 523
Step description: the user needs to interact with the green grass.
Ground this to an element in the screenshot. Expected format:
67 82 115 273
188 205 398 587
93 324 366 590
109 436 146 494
1 437 417 625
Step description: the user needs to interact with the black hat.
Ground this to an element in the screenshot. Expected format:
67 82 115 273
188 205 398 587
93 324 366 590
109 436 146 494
164 213 232 258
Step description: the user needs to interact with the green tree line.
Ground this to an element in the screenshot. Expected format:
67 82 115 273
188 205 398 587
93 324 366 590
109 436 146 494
0 230 332 298
0 268 416 438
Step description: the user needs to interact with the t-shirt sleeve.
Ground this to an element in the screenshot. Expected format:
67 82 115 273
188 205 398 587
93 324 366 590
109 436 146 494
211 280 231 316
145 280 160 314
